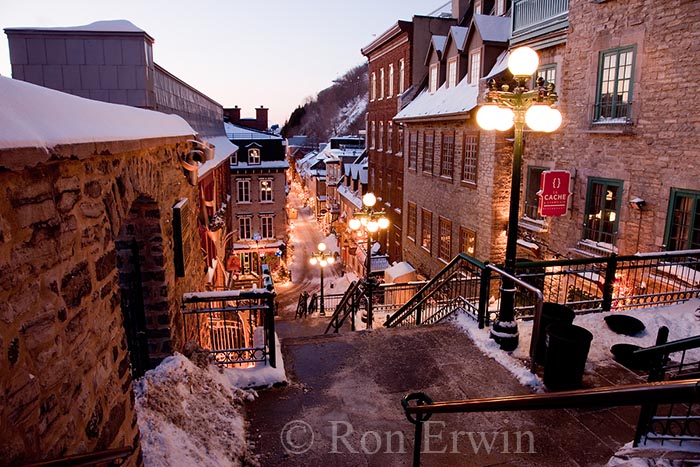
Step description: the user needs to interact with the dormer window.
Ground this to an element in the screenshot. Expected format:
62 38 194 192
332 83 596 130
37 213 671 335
496 0 506 15
248 148 260 165
429 64 439 93
447 57 458 88
230 152 238 165
469 49 481 85
474 0 482 14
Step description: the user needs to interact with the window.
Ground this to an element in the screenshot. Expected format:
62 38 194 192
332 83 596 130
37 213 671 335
408 131 418 170
460 227 476 256
595 46 635 122
379 121 384 151
248 148 260 165
438 217 452 262
665 189 700 251
399 59 405 94
260 179 273 202
583 178 623 245
469 50 481 85
440 132 454 179
237 179 250 203
496 0 506 15
380 68 385 99
388 64 394 97
398 126 404 155
407 202 417 241
524 167 546 220
238 216 252 240
536 64 557 89
474 1 482 14
423 131 434 174
421 209 433 252
230 152 238 165
387 122 393 153
447 58 458 88
371 121 376 149
462 133 478 183
386 170 393 206
397 170 403 202
371 72 376 101
261 215 274 239
429 64 438 93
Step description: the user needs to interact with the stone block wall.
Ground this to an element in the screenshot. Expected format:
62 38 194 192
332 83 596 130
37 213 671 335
0 137 202 465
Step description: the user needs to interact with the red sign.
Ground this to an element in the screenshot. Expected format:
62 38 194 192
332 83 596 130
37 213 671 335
537 170 571 217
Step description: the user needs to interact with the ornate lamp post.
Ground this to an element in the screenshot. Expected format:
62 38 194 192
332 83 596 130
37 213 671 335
476 46 562 351
349 192 390 329
309 242 335 316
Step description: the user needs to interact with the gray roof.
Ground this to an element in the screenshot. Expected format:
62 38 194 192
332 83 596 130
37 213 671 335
432 35 448 55
449 26 469 52
473 14 510 43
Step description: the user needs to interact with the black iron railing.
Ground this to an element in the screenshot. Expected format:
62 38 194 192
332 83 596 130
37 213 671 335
402 380 700 467
325 280 363 333
181 289 276 368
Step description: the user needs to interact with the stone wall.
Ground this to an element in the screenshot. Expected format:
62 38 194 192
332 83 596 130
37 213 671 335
0 137 202 465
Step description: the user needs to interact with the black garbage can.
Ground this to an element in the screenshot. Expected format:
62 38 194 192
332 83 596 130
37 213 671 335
534 303 576 364
544 323 593 391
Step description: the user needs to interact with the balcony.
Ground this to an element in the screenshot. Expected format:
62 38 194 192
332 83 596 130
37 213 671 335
511 0 569 46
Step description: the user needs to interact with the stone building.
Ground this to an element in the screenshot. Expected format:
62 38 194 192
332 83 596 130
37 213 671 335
225 121 288 286
0 76 202 465
361 14 456 264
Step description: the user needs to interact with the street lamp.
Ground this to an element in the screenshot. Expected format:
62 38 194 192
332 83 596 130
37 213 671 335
476 46 562 351
349 192 390 329
309 242 335 316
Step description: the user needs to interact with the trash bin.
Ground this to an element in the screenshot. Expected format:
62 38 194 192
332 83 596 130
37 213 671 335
544 323 593 391
534 303 576 364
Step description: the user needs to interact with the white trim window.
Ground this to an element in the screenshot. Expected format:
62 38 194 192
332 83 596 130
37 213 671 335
429 63 439 93
260 179 273 202
248 148 260 165
379 121 384 151
469 50 481 85
237 179 250 203
379 68 385 100
387 122 393 154
447 57 458 88
371 72 376 101
388 64 394 98
399 59 405 94
261 215 274 239
238 216 252 240
371 121 376 149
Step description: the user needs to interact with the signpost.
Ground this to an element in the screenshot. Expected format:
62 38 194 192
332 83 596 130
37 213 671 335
537 170 571 217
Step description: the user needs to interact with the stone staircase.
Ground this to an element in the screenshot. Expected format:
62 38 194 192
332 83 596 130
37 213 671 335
246 322 649 467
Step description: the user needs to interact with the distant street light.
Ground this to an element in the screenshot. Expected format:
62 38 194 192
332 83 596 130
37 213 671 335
310 242 335 316
349 192 390 329
476 46 562 350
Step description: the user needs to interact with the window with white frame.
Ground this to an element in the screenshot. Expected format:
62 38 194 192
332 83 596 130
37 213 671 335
380 68 385 100
429 64 439 93
371 72 376 101
469 50 481 85
387 122 393 153
261 215 274 239
399 59 405 94
238 216 252 239
388 64 394 98
379 121 384 151
260 179 273 202
371 121 376 149
474 1 482 14
447 57 458 88
230 152 238 165
237 179 250 203
248 148 260 165
496 0 506 15
536 64 557 89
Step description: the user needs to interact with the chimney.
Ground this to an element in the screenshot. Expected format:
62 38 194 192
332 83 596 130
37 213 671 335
224 106 241 124
452 0 468 22
256 106 269 131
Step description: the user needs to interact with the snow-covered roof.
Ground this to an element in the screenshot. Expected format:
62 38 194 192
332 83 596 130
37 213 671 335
432 35 448 57
337 185 363 209
199 136 238 178
230 160 289 170
483 50 510 81
394 78 479 120
225 122 282 140
0 76 195 157
449 26 469 52
473 14 510 43
5 19 148 35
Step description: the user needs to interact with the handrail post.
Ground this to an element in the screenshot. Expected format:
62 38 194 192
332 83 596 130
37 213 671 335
266 294 276 368
602 253 618 312
415 296 422 326
478 262 491 329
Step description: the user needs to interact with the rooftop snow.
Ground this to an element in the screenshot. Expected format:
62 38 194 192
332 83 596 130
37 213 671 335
394 78 479 120
199 136 238 177
449 26 469 51
5 19 147 34
473 14 510 43
230 160 289 170
225 122 282 140
432 35 448 55
0 76 195 153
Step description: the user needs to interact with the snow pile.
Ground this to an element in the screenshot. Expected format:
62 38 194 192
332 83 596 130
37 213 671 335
606 441 700 466
134 353 257 467
224 330 287 389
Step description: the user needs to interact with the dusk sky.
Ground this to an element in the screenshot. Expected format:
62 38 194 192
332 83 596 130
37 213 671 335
0 0 450 126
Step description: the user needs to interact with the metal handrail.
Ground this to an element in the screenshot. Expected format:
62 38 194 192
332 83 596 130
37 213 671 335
13 446 133 467
634 335 700 359
324 280 362 334
402 380 700 467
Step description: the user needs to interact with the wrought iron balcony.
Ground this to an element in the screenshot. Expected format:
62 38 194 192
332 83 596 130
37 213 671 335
511 0 569 45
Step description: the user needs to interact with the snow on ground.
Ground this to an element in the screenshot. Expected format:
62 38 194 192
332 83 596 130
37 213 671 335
134 332 286 466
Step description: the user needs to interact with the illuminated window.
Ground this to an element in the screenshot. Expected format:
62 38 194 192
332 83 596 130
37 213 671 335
583 178 623 244
524 167 546 220
666 189 700 251
460 227 476 256
421 209 432 252
438 217 452 262
248 148 260 165
260 179 273 202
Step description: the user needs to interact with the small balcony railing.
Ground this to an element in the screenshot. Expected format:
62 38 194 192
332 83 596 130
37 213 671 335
512 0 569 38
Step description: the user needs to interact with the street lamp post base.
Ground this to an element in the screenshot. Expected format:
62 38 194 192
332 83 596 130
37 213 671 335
490 320 519 351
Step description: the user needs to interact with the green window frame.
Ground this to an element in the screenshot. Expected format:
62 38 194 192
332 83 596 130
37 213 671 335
535 64 556 89
595 45 635 122
524 166 547 221
583 177 623 245
664 189 700 251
